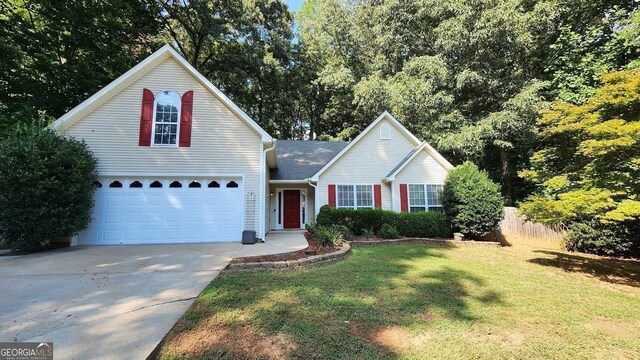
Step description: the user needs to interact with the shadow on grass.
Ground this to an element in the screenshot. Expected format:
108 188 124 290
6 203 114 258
156 245 505 359
528 250 640 287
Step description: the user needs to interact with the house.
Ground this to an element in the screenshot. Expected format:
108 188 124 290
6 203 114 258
52 45 453 246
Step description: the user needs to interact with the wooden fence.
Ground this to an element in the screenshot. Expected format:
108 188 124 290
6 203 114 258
485 207 566 250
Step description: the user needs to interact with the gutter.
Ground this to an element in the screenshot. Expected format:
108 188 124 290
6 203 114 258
307 178 318 222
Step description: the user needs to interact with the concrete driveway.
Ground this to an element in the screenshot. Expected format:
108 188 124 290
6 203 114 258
0 243 243 359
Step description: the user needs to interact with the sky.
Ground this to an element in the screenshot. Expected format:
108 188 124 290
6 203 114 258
285 0 304 12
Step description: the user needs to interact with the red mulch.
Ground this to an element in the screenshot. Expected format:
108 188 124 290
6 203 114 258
230 240 343 264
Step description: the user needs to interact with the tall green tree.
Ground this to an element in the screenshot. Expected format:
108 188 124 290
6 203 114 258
0 0 161 133
159 0 300 137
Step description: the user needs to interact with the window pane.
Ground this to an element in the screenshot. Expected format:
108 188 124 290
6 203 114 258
428 207 444 213
153 90 180 145
356 185 373 208
337 185 354 207
408 184 425 206
410 206 426 213
426 185 442 206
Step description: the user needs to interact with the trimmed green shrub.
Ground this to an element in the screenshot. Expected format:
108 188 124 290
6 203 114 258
317 205 452 238
362 228 375 239
316 205 385 235
567 220 640 258
0 128 98 252
441 162 504 239
377 224 399 239
314 224 348 247
387 211 452 238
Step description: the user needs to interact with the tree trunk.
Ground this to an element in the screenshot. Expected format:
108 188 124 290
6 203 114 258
500 147 513 206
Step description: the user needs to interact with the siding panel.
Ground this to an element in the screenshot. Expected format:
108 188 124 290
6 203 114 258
64 57 262 230
393 150 449 211
317 119 417 212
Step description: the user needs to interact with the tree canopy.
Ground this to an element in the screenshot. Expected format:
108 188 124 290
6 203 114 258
1 0 639 206
520 69 640 225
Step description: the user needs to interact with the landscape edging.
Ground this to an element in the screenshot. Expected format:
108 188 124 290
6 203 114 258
349 237 501 247
221 243 351 274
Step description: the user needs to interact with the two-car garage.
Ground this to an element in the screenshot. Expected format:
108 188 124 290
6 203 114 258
76 178 244 245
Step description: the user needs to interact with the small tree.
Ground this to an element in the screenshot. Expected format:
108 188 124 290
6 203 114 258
441 162 504 239
0 127 98 252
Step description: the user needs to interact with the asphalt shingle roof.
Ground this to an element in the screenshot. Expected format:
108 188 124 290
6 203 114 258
270 140 349 180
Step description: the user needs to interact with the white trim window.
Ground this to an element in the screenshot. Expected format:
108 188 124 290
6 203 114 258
408 184 443 212
152 90 181 146
337 185 373 209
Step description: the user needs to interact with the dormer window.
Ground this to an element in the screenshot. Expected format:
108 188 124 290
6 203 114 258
152 90 181 146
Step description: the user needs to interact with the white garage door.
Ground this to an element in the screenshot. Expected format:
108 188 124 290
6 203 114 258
77 178 244 245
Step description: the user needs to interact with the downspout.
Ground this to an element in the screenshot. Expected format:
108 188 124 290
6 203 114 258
261 141 276 241
307 178 318 222
384 177 396 211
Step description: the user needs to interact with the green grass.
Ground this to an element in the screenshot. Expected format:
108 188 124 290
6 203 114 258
156 245 640 359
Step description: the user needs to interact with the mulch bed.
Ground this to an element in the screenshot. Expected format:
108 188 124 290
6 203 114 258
230 240 343 264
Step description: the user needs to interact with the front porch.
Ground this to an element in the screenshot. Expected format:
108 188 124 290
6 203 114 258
268 182 316 231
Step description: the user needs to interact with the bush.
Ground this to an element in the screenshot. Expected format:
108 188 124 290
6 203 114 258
441 162 504 239
316 205 384 235
387 211 452 238
377 224 399 239
317 206 452 238
567 220 640 258
362 228 375 239
313 224 349 247
0 128 98 252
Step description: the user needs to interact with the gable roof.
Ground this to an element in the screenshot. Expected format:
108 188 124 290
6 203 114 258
271 140 348 181
310 111 421 181
385 141 454 181
51 44 272 143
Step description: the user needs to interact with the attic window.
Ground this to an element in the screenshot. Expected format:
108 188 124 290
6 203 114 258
380 124 391 140
130 181 143 188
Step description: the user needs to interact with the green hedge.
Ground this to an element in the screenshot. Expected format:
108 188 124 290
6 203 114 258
316 205 451 238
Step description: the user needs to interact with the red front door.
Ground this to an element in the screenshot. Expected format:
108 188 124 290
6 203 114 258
283 190 301 229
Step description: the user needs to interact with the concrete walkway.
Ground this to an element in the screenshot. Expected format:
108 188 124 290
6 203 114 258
235 230 309 258
0 232 308 359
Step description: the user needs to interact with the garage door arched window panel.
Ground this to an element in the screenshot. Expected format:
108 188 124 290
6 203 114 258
77 177 244 245
226 181 239 188
109 180 123 188
130 181 143 188
208 181 220 188
150 180 163 188
169 180 182 188
152 91 181 146
94 181 103 188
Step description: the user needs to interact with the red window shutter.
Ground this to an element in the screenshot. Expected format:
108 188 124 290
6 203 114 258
400 184 408 212
328 184 336 208
374 184 382 208
179 90 193 147
138 88 154 146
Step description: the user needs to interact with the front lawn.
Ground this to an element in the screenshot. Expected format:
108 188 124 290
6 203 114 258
155 245 640 359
